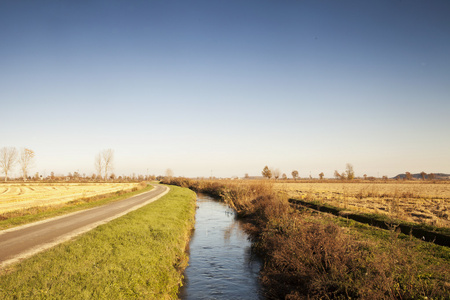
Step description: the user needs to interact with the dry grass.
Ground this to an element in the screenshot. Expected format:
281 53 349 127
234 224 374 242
0 183 140 214
274 182 450 228
164 178 450 299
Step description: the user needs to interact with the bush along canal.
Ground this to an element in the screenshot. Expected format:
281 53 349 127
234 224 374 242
179 194 263 300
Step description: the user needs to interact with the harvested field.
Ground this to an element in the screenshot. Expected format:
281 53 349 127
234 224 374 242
0 183 139 214
274 182 450 228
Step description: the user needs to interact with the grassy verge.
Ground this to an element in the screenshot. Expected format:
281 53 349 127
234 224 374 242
0 185 197 299
163 178 450 299
0 182 151 230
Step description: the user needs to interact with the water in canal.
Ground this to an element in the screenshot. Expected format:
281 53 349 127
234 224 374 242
179 194 263 300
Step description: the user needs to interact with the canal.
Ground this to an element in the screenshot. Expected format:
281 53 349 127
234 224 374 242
179 194 263 299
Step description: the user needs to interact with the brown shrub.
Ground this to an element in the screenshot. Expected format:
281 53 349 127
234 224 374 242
258 214 363 298
258 211 449 299
139 181 147 188
164 178 450 299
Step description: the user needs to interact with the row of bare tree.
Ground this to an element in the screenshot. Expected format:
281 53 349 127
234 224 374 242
0 147 35 182
0 147 117 182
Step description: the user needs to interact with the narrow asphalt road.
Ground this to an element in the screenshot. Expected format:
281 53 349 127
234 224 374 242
0 184 169 269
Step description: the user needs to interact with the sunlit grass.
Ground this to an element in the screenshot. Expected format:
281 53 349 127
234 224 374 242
0 185 196 299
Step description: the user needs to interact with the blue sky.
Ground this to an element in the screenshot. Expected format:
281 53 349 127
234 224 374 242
1 0 449 178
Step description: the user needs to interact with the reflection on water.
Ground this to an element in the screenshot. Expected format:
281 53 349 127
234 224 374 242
179 195 263 300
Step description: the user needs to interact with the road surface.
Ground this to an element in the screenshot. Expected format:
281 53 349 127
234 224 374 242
0 184 169 269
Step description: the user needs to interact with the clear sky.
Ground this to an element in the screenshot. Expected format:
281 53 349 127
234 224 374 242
1 0 449 179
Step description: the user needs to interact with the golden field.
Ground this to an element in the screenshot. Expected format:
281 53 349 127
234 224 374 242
274 181 450 228
0 182 139 214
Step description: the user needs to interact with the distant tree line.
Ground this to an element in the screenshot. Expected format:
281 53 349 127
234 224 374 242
257 164 442 181
401 172 440 180
261 163 356 181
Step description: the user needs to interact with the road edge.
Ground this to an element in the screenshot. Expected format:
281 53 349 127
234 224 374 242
0 185 169 270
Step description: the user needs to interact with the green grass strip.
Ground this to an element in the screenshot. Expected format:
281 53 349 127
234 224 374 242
333 215 450 261
0 185 197 299
0 184 154 231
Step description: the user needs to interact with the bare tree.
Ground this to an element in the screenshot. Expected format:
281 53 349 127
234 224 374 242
95 149 114 181
19 148 35 181
262 166 272 179
291 170 299 180
345 163 355 180
165 168 174 178
420 171 427 180
94 153 103 180
273 168 281 180
0 147 18 182
334 170 341 180
102 149 114 180
281 173 287 180
405 172 412 180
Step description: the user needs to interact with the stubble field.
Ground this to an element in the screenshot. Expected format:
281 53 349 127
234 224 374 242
0 183 140 214
274 181 450 228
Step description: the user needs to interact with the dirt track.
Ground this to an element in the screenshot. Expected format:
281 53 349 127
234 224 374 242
0 185 169 269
